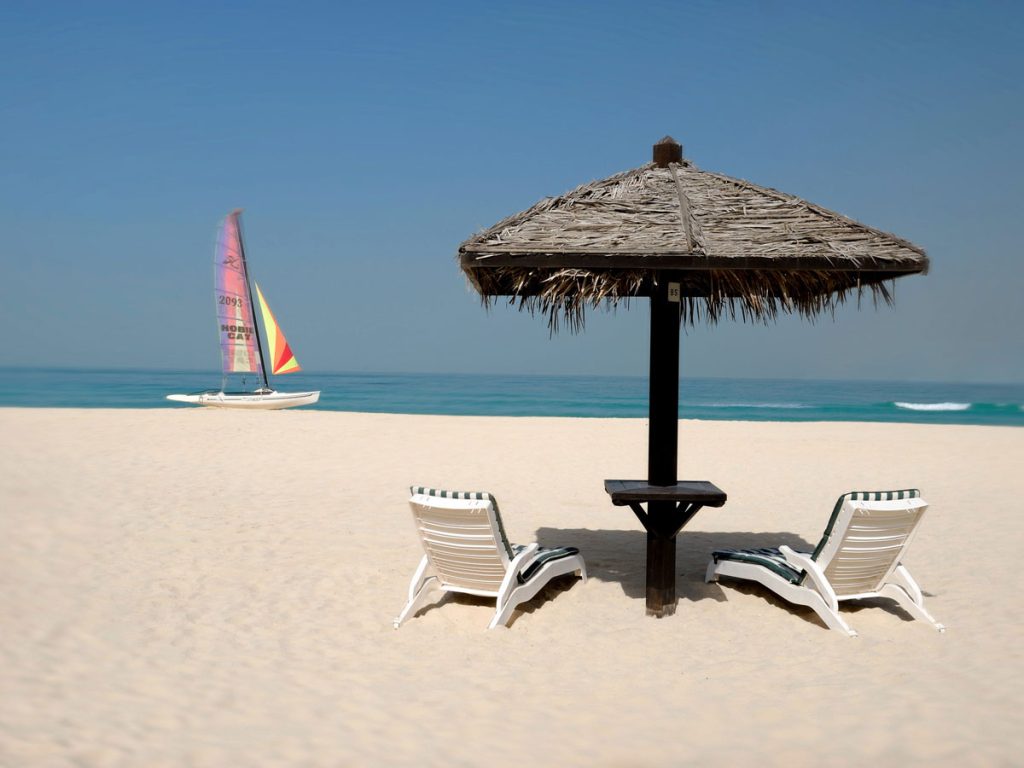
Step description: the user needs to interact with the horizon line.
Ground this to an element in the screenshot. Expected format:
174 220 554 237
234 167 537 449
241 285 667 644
0 364 1020 389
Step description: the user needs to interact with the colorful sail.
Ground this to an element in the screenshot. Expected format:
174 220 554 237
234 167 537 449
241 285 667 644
214 211 261 374
255 283 302 375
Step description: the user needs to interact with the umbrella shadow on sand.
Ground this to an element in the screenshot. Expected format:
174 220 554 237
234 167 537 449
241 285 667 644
536 526 811 604
529 527 921 629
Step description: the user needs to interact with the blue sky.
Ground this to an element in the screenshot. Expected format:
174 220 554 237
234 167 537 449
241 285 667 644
1 1 1021 382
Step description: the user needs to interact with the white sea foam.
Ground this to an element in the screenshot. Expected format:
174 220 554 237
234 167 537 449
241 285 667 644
893 402 971 412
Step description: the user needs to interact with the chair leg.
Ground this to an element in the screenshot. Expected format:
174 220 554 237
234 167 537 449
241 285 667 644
394 576 441 628
800 589 858 637
489 594 519 630
879 583 945 631
708 560 856 636
394 555 441 629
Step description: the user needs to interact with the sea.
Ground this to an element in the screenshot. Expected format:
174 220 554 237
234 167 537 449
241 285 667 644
0 367 1021 427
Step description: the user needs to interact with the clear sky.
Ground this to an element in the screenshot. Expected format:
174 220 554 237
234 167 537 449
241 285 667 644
1 1 1021 382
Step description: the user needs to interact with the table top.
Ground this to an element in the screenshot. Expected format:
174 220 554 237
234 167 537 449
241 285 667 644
604 479 727 506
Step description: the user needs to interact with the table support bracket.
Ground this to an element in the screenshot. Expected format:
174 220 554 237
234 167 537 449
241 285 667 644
628 501 703 539
606 480 727 619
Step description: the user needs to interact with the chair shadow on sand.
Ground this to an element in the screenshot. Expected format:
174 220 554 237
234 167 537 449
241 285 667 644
521 526 924 629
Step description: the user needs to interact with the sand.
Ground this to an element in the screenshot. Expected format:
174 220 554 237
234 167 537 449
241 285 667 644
1 408 1022 766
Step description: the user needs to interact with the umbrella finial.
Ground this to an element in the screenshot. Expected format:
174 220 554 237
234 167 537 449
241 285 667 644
653 136 683 167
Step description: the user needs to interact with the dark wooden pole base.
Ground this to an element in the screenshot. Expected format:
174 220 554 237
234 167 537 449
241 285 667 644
605 482 727 618
646 500 678 617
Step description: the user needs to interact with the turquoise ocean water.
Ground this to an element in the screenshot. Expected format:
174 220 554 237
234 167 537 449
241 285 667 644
0 367 1021 426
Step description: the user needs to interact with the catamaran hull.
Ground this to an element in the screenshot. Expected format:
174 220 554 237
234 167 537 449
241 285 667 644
166 391 320 410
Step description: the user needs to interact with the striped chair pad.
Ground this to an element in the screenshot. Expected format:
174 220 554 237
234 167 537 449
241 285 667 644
410 486 497 504
512 543 581 583
711 547 804 584
840 489 920 501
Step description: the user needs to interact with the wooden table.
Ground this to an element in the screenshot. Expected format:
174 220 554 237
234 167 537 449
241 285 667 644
605 479 727 617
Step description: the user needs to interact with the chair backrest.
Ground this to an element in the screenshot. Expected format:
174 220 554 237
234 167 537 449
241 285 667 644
812 491 929 596
408 487 514 596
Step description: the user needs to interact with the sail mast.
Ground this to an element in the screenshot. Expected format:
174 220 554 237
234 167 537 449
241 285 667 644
234 210 270 390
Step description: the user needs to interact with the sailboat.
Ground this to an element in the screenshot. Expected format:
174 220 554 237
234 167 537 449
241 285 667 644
167 210 320 410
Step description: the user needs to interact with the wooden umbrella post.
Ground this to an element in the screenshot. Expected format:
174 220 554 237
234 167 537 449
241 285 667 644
605 275 723 618
648 138 685 617
603 138 725 618
647 272 681 615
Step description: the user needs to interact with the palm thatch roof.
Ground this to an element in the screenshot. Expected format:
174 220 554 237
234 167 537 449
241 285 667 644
459 137 928 331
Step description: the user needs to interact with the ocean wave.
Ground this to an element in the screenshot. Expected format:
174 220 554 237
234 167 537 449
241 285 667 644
893 402 971 412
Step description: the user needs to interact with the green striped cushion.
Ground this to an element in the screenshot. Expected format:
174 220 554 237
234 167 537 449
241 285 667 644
711 547 803 583
512 543 581 583
410 486 514 559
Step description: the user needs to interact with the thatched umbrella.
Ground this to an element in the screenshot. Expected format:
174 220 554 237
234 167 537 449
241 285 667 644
458 137 928 617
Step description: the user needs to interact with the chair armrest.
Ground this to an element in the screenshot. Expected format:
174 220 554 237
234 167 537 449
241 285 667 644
779 545 838 610
497 543 539 604
508 543 539 576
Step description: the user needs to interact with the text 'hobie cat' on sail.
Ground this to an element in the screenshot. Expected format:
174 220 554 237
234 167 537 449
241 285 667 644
167 210 320 410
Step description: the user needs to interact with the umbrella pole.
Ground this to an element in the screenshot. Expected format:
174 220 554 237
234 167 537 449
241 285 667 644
646 274 680 616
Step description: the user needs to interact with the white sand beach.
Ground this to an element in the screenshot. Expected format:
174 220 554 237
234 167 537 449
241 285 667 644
1 408 1022 766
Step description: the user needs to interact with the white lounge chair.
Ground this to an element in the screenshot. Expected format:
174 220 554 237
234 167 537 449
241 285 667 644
395 486 587 629
705 490 945 637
